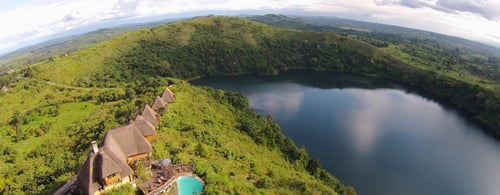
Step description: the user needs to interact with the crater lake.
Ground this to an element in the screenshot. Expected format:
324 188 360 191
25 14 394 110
191 71 500 195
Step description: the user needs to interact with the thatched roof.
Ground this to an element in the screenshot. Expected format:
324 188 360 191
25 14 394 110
102 124 153 160
78 122 153 194
77 146 133 195
152 95 168 112
133 115 156 137
161 88 176 103
97 153 120 178
77 152 100 195
141 104 159 125
96 147 129 179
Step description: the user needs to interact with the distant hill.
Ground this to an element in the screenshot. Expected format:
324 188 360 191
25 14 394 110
0 18 180 74
248 14 500 56
248 14 500 83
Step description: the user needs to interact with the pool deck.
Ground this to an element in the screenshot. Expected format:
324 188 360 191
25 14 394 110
139 163 204 195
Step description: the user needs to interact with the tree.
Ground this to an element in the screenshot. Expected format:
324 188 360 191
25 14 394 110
133 161 149 182
488 56 499 65
9 111 23 127
125 88 136 100
196 143 210 158
15 127 24 142
307 158 321 176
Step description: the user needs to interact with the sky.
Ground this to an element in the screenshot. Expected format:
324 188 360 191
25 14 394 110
0 0 499 55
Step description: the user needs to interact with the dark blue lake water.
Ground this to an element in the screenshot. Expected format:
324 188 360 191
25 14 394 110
192 71 500 195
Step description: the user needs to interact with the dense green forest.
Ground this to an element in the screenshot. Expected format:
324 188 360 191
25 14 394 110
0 15 499 194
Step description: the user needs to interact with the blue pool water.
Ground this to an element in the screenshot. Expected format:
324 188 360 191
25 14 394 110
178 176 203 195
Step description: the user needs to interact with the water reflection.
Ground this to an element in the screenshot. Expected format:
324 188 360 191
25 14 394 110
345 89 391 155
192 72 500 195
247 83 304 121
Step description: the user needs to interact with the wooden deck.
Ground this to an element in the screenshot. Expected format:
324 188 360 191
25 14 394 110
139 163 203 195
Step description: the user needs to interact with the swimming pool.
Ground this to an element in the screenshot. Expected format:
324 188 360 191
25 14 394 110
178 176 203 195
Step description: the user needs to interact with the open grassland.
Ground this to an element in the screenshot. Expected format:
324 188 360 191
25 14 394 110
383 44 499 91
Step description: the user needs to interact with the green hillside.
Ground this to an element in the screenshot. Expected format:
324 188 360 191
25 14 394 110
0 79 354 194
0 16 357 194
248 14 500 83
34 16 389 84
0 15 498 194
30 16 498 132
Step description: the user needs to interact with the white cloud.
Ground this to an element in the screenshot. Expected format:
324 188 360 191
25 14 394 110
374 0 500 20
308 0 500 48
0 0 123 53
0 0 499 54
0 0 312 53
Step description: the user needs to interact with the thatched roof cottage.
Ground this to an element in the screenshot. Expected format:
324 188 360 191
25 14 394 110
77 142 135 195
102 124 153 165
133 115 156 142
161 88 176 103
77 122 155 194
141 104 160 125
152 96 168 113
74 87 178 194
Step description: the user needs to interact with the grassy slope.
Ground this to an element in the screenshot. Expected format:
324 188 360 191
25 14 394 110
0 78 124 194
382 44 498 91
0 80 98 152
0 76 351 194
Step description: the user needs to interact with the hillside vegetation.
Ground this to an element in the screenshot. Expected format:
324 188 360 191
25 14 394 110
0 16 360 194
26 16 497 132
249 14 500 83
0 77 354 194
0 15 499 194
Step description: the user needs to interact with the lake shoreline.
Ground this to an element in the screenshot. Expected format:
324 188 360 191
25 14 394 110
192 71 500 195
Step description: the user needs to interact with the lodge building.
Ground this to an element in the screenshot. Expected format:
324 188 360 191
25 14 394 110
75 88 174 195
